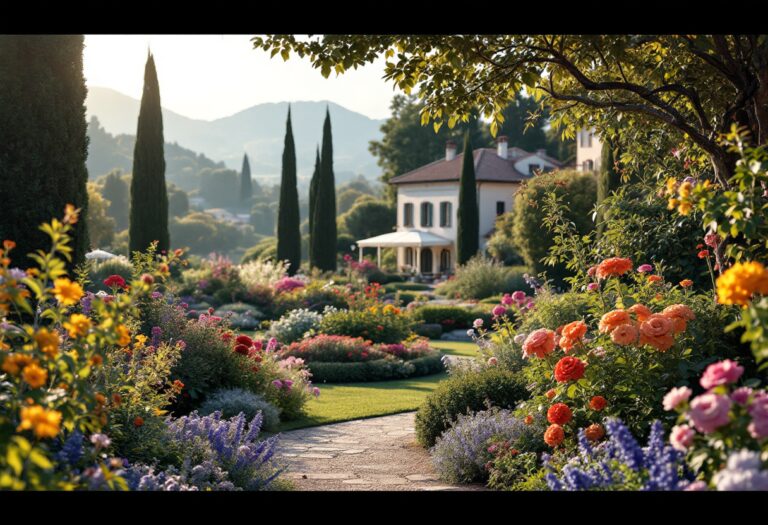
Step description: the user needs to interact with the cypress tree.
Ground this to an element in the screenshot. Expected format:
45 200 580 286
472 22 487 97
308 145 320 266
0 35 90 269
596 138 621 237
276 107 301 275
129 52 169 254
311 108 337 271
457 133 479 265
240 153 253 204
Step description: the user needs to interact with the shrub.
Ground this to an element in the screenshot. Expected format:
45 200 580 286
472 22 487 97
512 170 596 285
384 282 432 292
214 302 265 331
435 256 529 299
238 259 289 288
415 368 529 447
268 308 323 344
516 290 592 334
282 334 383 362
272 281 349 318
486 212 525 266
431 408 534 483
318 307 413 344
198 388 281 432
273 276 306 294
413 323 443 339
411 304 494 330
307 353 444 383
86 255 134 291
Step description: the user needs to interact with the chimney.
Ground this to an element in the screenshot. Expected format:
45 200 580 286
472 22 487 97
496 136 509 159
536 148 547 157
445 140 457 161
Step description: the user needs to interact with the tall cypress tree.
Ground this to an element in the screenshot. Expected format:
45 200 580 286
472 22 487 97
240 153 253 204
129 52 169 254
0 35 89 269
457 133 479 265
308 145 320 266
596 138 621 238
311 108 337 271
277 107 301 275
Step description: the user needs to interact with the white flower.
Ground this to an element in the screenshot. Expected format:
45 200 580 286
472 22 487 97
466 329 474 337
90 433 111 450
513 333 526 346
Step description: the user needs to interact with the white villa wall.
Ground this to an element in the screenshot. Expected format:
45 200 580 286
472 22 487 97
576 128 602 172
477 182 521 250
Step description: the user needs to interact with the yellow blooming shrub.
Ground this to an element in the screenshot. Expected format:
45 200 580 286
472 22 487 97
0 206 178 489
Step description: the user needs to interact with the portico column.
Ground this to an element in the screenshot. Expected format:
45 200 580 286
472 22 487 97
377 246 381 267
359 248 363 263
415 246 420 274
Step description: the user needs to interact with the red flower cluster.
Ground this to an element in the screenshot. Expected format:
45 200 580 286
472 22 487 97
233 334 263 358
103 274 127 289
589 396 607 411
547 403 573 425
544 424 565 447
554 356 586 383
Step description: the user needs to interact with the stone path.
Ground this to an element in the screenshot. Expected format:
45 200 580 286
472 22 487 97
278 412 485 491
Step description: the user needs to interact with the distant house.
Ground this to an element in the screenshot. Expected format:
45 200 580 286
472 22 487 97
356 137 562 277
576 127 602 172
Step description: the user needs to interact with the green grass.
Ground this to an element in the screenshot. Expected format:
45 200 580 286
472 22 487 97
275 372 448 431
429 340 480 358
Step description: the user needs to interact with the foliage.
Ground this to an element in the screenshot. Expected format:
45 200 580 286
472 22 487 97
430 408 534 483
337 188 365 214
170 212 257 258
318 305 413 344
516 290 592 334
268 307 324 344
341 199 395 240
306 353 444 383
86 182 115 249
384 282 431 292
415 367 529 447
282 334 382 362
242 236 278 263
86 256 134 292
435 256 529 299
129 53 169 254
411 304 493 331
486 212 525 266
276 109 301 275
311 109 337 272
457 133 480 264
596 138 622 237
198 389 281 432
101 170 130 230
168 184 190 218
238 258 289 289
413 323 443 339
308 146 320 265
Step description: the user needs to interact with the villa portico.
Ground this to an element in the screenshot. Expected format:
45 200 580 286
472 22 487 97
356 230 453 276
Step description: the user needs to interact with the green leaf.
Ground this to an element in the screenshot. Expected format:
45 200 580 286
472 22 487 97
28 449 53 470
567 384 577 399
6 447 22 475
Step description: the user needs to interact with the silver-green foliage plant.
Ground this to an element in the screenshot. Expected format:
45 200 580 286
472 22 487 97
199 388 281 432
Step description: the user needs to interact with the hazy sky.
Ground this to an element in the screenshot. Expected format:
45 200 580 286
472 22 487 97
83 35 397 121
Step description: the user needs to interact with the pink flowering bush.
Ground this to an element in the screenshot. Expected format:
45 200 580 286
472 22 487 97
273 276 306 295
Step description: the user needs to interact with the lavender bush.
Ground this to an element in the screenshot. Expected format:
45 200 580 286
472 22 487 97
544 418 692 491
199 388 281 431
430 408 535 483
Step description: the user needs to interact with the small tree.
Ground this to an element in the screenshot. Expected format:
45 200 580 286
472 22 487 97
308 145 320 266
240 153 253 204
456 133 479 265
311 109 337 271
276 108 301 275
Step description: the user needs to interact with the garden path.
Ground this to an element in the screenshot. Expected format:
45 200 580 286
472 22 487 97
278 411 485 491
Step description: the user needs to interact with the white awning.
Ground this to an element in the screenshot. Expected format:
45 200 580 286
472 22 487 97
85 249 118 260
356 230 453 248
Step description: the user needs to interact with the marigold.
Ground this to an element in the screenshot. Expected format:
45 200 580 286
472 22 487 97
544 424 565 447
116 324 131 347
22 363 48 389
610 324 638 346
547 403 573 425
716 261 768 306
34 328 60 358
63 314 91 338
679 279 694 288
17 405 61 439
598 310 631 334
627 304 652 322
662 304 696 334
522 329 556 358
596 257 633 279
554 356 586 383
52 278 83 306
585 423 605 441
678 201 692 215
589 396 607 411
561 320 587 341
134 334 148 349
1 353 35 375
639 314 675 351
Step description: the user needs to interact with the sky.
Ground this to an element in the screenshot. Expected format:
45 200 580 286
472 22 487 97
83 35 397 121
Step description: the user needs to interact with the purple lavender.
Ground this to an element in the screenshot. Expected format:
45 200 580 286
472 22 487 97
150 326 163 348
80 292 95 315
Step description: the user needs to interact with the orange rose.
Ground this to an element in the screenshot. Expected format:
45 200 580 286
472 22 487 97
679 279 694 288
610 324 638 346
585 423 605 441
628 304 652 322
561 321 587 341
598 310 631 334
522 329 556 359
544 424 565 447
648 275 663 283
662 304 696 334
545 389 557 400
558 336 575 352
596 257 633 279
639 314 675 351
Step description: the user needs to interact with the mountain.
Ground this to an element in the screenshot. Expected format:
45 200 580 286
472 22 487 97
86 87 385 185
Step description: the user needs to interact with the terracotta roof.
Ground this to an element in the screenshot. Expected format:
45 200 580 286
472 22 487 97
388 148 562 185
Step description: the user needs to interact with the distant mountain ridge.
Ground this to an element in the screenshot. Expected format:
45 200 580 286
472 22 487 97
86 86 385 184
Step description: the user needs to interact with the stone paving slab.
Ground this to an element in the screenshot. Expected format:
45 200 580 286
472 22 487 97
277 412 486 492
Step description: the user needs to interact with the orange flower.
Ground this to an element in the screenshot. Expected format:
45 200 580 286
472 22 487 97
63 204 80 225
598 310 631 334
52 278 84 306
17 405 61 439
561 321 587 342
662 304 696 334
134 416 144 427
679 279 694 288
34 328 60 358
639 314 675 351
547 403 573 425
628 304 652 322
116 324 131 347
63 314 91 338
610 324 638 346
589 396 607 411
647 275 663 283
558 336 575 352
90 355 103 366
1 353 35 375
3 240 16 251
544 424 565 447
554 356 586 383
22 363 48 389
545 389 557 400
524 415 534 425
95 393 107 405
522 329 556 359
596 257 633 279
112 393 123 406
716 261 768 306
585 423 605 442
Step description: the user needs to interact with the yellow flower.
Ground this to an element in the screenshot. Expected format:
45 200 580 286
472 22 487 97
52 278 83 306
34 328 60 358
717 261 768 306
665 178 677 195
22 363 48 389
134 334 148 349
678 181 693 198
116 324 131 347
382 304 395 314
677 201 692 215
17 405 61 439
1 353 35 375
667 198 679 210
63 313 91 338
368 306 379 314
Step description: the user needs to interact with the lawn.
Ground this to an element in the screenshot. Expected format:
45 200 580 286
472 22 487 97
429 340 479 358
275 372 448 431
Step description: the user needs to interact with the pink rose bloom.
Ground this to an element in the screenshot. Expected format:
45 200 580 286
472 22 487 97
684 481 709 491
525 301 535 310
473 318 484 329
312 387 321 397
663 386 692 411
700 359 744 390
282 379 294 390
688 393 732 434
511 291 526 303
669 424 696 451
492 305 507 317
731 387 753 406
271 380 283 389
637 264 653 273
522 328 556 358
587 283 599 292
704 232 721 248
488 357 498 366
501 294 514 305
747 394 768 439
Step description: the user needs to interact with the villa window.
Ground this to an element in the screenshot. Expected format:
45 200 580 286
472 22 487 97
403 203 414 227
496 201 505 216
420 202 433 227
439 201 452 227
583 159 594 171
440 249 451 272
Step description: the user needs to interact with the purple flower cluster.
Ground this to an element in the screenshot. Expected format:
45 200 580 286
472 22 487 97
150 326 163 349
544 418 690 491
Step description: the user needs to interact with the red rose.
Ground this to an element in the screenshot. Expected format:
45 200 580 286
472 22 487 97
236 335 254 346
697 250 710 259
133 416 144 427
547 403 573 425
544 424 565 447
554 356 586 383
103 274 127 289
234 344 250 355
589 396 607 411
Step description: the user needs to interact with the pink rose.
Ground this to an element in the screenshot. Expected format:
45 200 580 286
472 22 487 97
473 318 484 328
747 394 768 439
700 359 744 390
688 393 732 434
663 386 692 411
637 264 653 273
587 283 599 292
492 305 507 317
522 328 556 359
501 294 514 305
511 291 526 303
683 481 709 491
488 357 498 366
731 387 753 406
669 424 696 451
